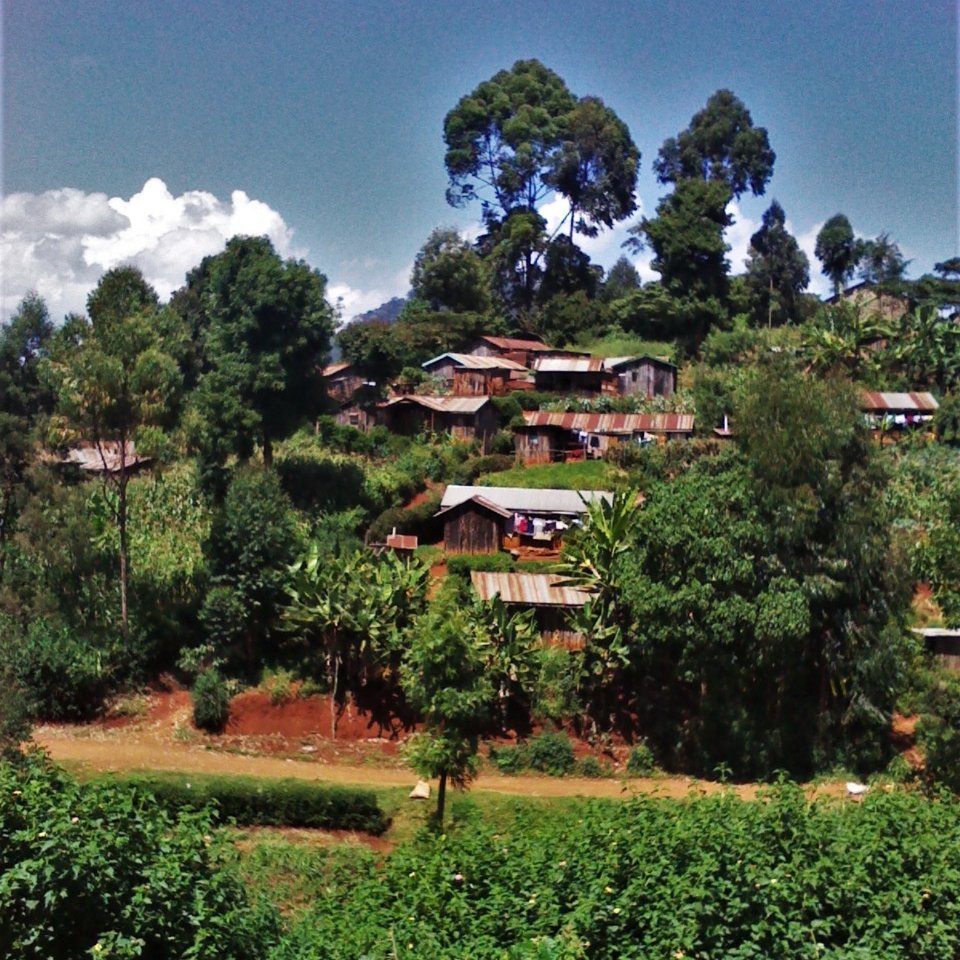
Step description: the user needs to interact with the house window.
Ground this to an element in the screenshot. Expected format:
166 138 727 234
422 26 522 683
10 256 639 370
632 370 638 382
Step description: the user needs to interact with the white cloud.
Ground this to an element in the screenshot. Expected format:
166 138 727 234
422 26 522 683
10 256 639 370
796 221 831 297
1 178 301 320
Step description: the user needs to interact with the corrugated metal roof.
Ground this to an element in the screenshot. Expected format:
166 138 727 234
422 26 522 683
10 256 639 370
479 335 551 352
322 361 353 377
59 441 151 473
521 411 695 434
380 395 490 413
471 570 592 607
534 356 608 373
861 391 939 413
440 484 612 514
435 493 513 519
422 353 529 372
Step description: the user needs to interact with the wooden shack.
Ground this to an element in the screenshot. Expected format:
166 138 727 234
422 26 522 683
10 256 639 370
913 628 960 674
463 334 590 369
421 353 530 396
322 361 365 403
377 395 498 450
605 355 676 398
532 355 676 397
438 495 511 554
437 484 612 554
515 411 695 463
470 571 591 647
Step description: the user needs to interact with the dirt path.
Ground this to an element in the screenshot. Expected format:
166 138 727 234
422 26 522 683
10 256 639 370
35 726 844 801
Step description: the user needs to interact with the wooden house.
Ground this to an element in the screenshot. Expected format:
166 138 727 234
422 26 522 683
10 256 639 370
322 361 365 403
826 281 910 325
377 395 498 449
532 355 676 397
421 353 530 396
515 411 695 464
470 570 590 647
437 484 613 554
462 334 581 369
605 355 676 397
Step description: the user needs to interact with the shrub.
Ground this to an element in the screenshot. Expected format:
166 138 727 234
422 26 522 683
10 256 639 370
116 772 389 834
626 741 656 776
466 452 515 479
446 553 515 578
917 671 960 791
0 755 277 960
1 618 111 722
577 755 605 778
489 743 527 774
490 431 516 455
366 492 442 544
192 668 230 732
526 730 575 776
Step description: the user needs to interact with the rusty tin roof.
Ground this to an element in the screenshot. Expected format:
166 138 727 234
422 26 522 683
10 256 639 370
471 571 592 607
521 411 695 434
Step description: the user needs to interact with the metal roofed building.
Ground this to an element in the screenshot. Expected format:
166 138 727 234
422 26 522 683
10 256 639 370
439 484 612 516
860 391 939 414
421 352 531 396
471 570 591 646
532 354 676 398
377 395 498 449
516 411 694 463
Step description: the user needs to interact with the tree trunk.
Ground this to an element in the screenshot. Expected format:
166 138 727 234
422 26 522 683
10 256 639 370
262 434 273 467
0 486 12 584
331 648 340 739
118 474 129 636
768 274 774 328
436 770 447 827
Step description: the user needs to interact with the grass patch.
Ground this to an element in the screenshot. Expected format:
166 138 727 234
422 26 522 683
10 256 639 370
573 332 676 360
477 459 618 489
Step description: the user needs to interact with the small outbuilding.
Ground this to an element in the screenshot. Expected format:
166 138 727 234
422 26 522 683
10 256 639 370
470 570 591 647
421 353 530 396
323 361 366 403
377 395 498 449
913 628 960 674
56 440 152 475
861 391 938 438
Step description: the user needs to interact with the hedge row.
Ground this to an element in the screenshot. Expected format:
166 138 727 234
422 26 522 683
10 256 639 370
113 772 389 834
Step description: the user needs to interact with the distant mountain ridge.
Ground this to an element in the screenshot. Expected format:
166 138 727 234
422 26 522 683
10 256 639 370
351 296 408 326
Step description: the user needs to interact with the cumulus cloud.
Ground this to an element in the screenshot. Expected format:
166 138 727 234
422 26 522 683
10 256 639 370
1 177 301 320
328 262 413 324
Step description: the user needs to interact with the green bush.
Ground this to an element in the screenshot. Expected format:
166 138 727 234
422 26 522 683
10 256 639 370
118 771 389 834
489 743 527 774
446 553 515 577
366 492 442 544
0 755 277 960
1 618 111 721
577 755 605 778
917 671 960 791
626 741 655 776
526 730 575 776
465 452 515 479
192 668 231 732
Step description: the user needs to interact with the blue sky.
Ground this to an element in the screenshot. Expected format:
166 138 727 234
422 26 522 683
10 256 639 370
2 0 957 320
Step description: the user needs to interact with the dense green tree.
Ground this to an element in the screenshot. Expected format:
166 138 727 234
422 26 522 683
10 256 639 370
933 256 960 279
0 293 54 582
410 227 490 313
183 236 334 467
744 200 810 326
444 60 637 315
601 254 641 302
551 95 640 239
532 291 608 347
337 319 408 384
401 594 492 826
199 466 300 673
858 232 909 286
815 214 862 296
653 89 775 199
45 268 183 634
632 178 733 348
608 281 683 340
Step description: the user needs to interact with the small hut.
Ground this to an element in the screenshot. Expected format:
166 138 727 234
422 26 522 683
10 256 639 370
377 395 498 449
913 628 960 674
470 570 591 647
420 353 530 396
438 495 511 554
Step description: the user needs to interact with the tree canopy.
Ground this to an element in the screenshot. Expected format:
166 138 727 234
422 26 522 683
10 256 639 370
744 200 810 326
815 214 861 296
